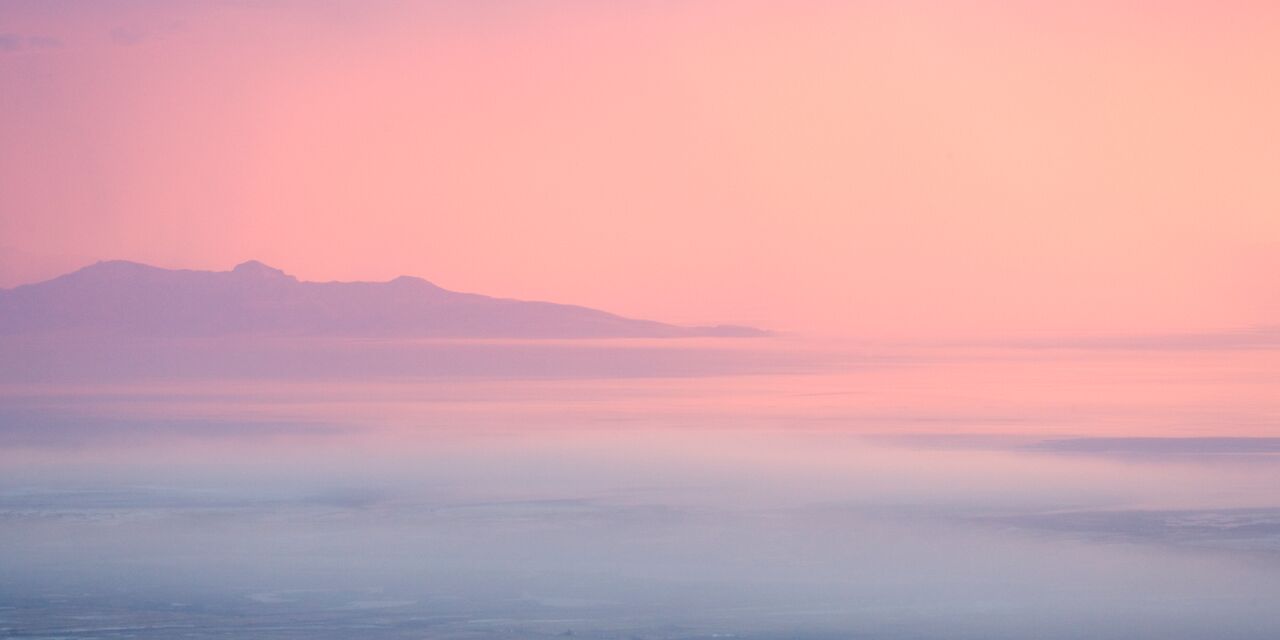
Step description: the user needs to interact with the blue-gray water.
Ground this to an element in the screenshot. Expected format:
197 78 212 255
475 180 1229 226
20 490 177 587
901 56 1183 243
3 340 1279 639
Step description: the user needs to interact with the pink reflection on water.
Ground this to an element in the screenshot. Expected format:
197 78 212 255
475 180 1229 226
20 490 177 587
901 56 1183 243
3 343 1278 514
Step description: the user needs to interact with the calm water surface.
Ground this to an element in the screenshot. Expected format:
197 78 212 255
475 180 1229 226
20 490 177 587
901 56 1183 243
2 341 1279 638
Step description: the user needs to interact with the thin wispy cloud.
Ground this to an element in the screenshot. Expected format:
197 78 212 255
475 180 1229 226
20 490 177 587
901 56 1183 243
0 33 63 53
108 20 184 46
108 25 150 46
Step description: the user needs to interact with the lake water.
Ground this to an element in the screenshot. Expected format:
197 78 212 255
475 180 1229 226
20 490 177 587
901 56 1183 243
2 339 1279 639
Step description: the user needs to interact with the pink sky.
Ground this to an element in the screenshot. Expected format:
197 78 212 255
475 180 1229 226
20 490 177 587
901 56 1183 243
2 1 1277 338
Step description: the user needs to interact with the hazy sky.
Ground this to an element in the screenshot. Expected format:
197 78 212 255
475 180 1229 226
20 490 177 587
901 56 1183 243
2 0 1277 337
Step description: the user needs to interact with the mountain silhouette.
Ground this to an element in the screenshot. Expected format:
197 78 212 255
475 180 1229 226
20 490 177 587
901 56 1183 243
0 260 767 339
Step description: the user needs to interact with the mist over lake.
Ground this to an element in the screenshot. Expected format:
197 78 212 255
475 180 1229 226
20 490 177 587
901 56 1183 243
4 338 1279 639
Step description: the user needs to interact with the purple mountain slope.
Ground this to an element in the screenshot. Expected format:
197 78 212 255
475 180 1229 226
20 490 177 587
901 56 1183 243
0 260 768 339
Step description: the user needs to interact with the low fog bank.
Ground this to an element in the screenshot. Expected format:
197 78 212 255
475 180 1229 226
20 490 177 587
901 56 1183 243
0 336 818 384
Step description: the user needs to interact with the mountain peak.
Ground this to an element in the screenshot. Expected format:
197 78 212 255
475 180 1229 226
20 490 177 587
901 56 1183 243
389 274 445 291
83 259 157 273
231 260 293 280
59 260 165 282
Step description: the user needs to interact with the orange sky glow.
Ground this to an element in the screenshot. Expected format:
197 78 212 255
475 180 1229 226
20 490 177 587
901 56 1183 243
2 1 1278 338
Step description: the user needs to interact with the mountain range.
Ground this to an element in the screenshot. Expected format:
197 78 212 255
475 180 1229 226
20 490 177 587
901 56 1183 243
0 260 766 339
